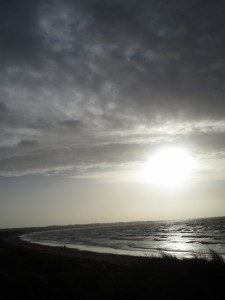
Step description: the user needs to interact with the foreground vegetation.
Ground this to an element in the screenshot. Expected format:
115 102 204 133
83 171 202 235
0 229 225 299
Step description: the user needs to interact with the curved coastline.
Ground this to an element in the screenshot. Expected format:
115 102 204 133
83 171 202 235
1 227 225 300
20 231 156 257
1 227 137 264
19 217 225 260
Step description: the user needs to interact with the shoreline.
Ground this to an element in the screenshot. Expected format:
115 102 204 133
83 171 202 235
18 224 225 260
1 228 225 299
20 233 158 258
5 227 225 262
1 228 138 265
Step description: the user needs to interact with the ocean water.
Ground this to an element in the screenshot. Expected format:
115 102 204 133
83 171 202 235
21 217 225 259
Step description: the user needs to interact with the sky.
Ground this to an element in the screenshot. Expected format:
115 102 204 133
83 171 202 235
1 0 225 228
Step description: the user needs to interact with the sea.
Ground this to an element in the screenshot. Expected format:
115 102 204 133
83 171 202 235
21 216 225 259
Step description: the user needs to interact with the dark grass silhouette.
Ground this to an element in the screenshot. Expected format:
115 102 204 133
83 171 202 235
1 229 225 300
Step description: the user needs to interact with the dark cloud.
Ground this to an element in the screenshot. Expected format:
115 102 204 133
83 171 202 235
0 0 44 67
1 0 225 176
17 140 39 148
0 142 149 176
58 119 83 130
0 102 7 111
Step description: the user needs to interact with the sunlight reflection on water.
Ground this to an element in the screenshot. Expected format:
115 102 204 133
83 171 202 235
21 217 225 259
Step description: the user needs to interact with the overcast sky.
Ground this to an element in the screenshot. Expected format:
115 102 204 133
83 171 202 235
1 0 225 228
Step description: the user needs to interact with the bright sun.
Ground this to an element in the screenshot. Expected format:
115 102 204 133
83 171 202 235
140 148 196 187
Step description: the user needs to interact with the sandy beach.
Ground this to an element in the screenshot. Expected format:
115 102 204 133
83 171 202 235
5 228 137 265
1 227 225 300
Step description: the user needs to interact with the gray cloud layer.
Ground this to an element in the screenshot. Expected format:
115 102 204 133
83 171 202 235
1 0 225 176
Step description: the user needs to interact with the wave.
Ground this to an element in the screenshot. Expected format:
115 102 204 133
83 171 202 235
21 217 225 258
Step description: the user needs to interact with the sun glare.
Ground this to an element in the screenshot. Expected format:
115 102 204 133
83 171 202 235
140 148 196 187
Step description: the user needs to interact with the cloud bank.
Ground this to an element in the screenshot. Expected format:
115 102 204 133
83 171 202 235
1 0 225 177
